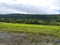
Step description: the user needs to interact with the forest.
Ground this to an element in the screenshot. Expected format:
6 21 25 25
0 14 60 25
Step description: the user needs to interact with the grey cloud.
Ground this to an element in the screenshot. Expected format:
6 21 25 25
0 2 59 14
0 2 46 14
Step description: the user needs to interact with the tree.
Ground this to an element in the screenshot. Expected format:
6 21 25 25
37 19 45 24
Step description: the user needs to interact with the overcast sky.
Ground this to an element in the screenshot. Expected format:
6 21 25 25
0 0 60 14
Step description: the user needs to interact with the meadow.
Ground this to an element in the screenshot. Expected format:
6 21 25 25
0 22 60 37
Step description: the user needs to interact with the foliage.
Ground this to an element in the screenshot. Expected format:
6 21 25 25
0 14 60 25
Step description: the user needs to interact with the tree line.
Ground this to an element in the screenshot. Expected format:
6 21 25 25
0 14 60 26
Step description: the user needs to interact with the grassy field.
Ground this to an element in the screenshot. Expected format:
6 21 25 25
0 22 60 37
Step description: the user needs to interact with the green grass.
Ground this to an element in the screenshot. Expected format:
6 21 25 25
0 22 60 37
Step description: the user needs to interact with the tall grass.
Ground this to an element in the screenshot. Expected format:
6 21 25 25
0 22 60 37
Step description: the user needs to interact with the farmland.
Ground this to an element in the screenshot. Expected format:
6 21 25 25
0 14 60 45
0 22 60 37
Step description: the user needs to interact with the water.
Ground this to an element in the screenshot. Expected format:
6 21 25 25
0 31 59 45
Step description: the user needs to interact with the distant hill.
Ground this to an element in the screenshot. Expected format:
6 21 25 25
0 14 60 25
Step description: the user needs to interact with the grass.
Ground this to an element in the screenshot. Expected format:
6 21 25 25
0 22 60 37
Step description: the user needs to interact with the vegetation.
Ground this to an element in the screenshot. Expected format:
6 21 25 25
0 22 60 38
0 14 60 45
0 14 60 25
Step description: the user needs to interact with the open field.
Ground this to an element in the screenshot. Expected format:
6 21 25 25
0 22 60 45
0 22 60 37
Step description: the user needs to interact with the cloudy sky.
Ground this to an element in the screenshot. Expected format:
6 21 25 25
0 0 60 14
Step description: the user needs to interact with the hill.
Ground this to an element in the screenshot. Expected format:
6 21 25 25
0 14 60 25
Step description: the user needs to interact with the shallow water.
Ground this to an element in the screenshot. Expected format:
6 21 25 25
0 31 59 45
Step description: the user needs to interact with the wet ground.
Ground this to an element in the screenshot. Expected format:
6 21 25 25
0 31 60 45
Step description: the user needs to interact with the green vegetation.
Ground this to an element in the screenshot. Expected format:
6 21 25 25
0 22 60 38
0 14 60 45
0 14 60 25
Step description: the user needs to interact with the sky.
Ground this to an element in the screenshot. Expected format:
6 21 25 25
0 0 60 14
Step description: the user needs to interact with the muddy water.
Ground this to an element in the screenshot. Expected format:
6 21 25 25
0 31 59 45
